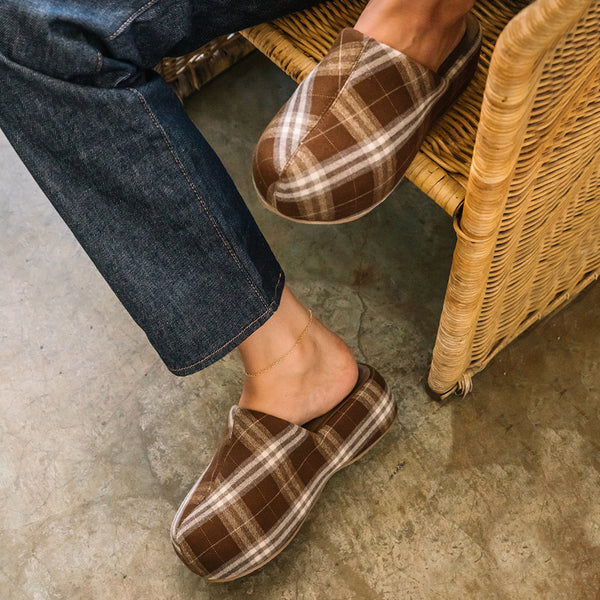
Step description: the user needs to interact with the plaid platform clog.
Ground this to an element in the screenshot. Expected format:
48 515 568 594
170 363 396 582
253 14 481 223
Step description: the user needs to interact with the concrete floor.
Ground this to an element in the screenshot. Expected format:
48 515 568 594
2 52 600 600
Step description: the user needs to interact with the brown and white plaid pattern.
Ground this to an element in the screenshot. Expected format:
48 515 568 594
170 364 396 582
253 15 481 223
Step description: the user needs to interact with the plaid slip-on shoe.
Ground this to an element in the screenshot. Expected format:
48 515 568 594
170 363 396 582
253 13 482 224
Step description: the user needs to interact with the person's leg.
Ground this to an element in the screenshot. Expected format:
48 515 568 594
241 0 477 421
354 0 476 70
0 0 360 424
238 286 358 425
0 1 393 582
0 0 336 379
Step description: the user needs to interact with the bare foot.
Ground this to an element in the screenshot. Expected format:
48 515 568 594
354 0 474 71
238 287 358 425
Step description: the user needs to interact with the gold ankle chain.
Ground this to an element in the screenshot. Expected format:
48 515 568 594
244 309 313 377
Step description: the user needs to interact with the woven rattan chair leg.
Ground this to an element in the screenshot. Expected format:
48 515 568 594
427 0 600 397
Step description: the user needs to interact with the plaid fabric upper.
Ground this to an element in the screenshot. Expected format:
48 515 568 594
170 364 396 582
253 17 481 223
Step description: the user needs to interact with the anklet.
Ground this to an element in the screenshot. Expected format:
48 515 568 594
244 310 313 377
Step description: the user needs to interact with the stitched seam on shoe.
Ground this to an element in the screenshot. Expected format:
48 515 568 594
313 69 432 146
277 38 430 191
106 0 162 41
221 414 274 468
192 415 388 561
180 426 308 536
267 386 388 502
225 383 380 524
280 58 434 194
169 272 283 373
189 396 391 572
184 436 327 569
307 65 433 175
278 34 369 179
127 87 270 316
276 66 449 211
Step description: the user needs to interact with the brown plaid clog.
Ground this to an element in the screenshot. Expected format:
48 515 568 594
253 14 481 223
170 363 396 582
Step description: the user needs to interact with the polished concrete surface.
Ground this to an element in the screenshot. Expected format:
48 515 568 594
2 52 600 599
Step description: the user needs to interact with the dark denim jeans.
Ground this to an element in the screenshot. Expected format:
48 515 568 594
0 0 321 375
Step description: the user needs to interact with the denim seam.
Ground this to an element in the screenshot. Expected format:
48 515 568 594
169 272 283 373
126 87 269 311
95 51 103 73
106 0 162 41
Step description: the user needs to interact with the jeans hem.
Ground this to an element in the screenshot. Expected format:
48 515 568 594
166 271 285 376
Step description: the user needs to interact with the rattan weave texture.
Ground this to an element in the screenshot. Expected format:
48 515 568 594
242 0 600 397
430 0 600 396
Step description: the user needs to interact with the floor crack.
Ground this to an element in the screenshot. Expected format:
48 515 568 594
355 286 368 362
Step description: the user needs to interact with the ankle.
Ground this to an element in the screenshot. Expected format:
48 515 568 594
244 309 313 378
355 0 473 71
236 286 359 424
238 286 310 376
239 321 358 425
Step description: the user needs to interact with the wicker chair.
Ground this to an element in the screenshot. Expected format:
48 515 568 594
232 0 600 399
158 0 600 399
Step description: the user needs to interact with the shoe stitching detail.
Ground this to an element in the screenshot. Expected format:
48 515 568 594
278 32 369 180
218 376 382 528
203 390 393 578
274 66 452 211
